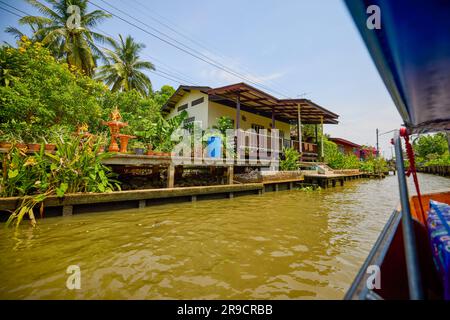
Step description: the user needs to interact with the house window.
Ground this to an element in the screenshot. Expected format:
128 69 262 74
184 116 195 125
251 124 264 133
177 103 188 112
191 97 204 106
242 115 246 122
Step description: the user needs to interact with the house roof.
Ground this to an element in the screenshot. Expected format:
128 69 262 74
162 82 339 125
328 137 361 148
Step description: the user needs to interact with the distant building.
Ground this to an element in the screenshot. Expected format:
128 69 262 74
329 137 377 160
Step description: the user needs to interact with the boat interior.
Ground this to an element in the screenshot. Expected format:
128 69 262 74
346 190 450 300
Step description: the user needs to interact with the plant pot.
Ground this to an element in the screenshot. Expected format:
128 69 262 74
146 150 154 156
16 143 28 150
45 144 56 152
27 143 41 152
134 148 145 155
0 141 12 149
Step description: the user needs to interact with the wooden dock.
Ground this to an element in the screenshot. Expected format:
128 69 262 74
0 184 264 217
303 171 365 188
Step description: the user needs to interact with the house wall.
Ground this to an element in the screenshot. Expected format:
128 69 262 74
336 143 359 156
208 101 291 138
167 90 209 130
166 90 291 137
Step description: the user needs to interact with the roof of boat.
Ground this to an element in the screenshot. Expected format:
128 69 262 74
345 0 450 133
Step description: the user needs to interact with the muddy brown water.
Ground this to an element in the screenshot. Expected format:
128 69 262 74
0 173 449 299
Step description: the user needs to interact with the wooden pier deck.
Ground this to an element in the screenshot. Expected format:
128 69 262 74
303 171 366 188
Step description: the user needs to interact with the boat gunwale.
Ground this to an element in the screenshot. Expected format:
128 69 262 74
344 209 401 300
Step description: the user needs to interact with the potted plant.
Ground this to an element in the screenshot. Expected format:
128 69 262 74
146 143 154 156
0 131 13 149
132 140 146 155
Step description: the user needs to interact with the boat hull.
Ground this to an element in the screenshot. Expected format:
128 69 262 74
345 190 450 300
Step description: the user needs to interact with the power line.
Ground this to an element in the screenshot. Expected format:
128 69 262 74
0 1 195 87
88 0 292 98
93 27 201 86
129 0 294 98
0 0 30 17
0 6 21 18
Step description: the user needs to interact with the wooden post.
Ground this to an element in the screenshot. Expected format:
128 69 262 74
315 124 318 145
236 93 241 129
297 104 302 153
320 116 324 161
227 165 234 185
271 106 276 129
167 164 175 188
152 165 160 183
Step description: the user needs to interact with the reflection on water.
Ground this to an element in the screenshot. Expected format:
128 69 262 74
0 174 448 299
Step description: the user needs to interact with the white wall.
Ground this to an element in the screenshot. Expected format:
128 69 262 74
167 90 209 130
167 90 291 137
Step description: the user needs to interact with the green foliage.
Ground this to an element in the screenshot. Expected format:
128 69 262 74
16 0 113 76
1 134 120 227
153 85 175 106
280 147 300 171
359 156 388 173
212 116 234 135
323 138 360 169
96 34 155 96
413 133 450 167
0 41 106 137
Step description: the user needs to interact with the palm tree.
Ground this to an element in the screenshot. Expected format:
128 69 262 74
97 34 155 96
18 0 112 76
5 21 62 58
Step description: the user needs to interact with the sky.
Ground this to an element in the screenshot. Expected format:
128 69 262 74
0 0 404 158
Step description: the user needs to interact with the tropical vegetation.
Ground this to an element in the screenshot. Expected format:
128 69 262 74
413 133 450 166
14 0 113 76
280 147 300 171
96 34 155 96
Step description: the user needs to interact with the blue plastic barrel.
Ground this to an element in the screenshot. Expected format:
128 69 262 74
206 136 222 158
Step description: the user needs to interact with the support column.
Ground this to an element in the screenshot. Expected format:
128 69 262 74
297 104 302 153
236 93 241 129
271 106 276 129
227 165 234 185
320 116 324 161
315 124 318 144
167 164 175 188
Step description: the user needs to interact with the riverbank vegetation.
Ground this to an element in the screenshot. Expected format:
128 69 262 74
413 133 450 167
2 134 120 227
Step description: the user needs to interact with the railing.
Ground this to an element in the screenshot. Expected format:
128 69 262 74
236 131 318 158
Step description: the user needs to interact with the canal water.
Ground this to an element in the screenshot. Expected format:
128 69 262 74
0 173 448 299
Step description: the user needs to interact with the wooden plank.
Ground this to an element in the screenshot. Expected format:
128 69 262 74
0 184 264 211
262 177 304 185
